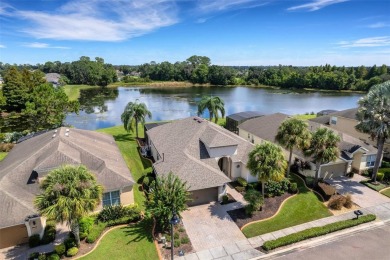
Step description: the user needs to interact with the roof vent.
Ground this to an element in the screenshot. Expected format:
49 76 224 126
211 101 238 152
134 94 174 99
52 134 56 138
66 129 70 132
65 133 69 137
54 129 57 133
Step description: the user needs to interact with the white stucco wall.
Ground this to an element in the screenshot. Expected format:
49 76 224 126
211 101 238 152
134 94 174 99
206 145 238 158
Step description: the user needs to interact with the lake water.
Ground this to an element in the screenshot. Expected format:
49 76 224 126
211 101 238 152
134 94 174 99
64 86 363 130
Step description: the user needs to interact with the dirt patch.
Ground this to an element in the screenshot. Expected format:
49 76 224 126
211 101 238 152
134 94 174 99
228 193 293 228
325 202 360 216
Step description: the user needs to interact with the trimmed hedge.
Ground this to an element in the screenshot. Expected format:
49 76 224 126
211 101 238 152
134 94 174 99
236 177 248 187
66 247 79 257
29 234 41 248
262 214 376 251
86 222 107 243
54 243 66 256
41 222 56 244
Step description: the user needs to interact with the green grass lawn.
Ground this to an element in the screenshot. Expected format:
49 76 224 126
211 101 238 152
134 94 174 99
360 180 388 192
380 188 390 198
80 219 158 260
242 174 331 238
63 84 96 101
0 152 7 161
97 125 151 210
293 114 317 120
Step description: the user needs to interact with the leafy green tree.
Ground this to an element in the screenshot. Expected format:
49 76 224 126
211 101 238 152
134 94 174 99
0 91 6 112
34 165 103 245
244 189 264 215
247 142 287 198
304 128 340 185
191 64 209 84
197 95 225 123
23 84 79 131
121 99 152 138
2 67 29 111
146 172 190 230
276 118 311 177
356 81 390 182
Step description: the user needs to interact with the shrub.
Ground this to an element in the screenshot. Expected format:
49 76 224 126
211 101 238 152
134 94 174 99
289 182 298 193
29 252 39 260
174 232 179 239
235 186 245 193
86 222 107 243
222 195 229 204
381 161 390 168
305 177 315 188
0 143 14 152
244 189 264 215
41 223 56 244
173 239 181 247
377 172 384 181
80 232 88 240
328 195 346 210
178 227 185 233
29 234 41 248
38 254 47 260
64 237 77 250
318 182 336 201
54 243 66 256
236 177 248 187
262 214 376 251
166 235 171 242
66 247 79 257
344 194 353 209
79 216 95 234
181 236 190 244
265 179 290 196
98 204 141 223
47 254 60 260
383 170 390 181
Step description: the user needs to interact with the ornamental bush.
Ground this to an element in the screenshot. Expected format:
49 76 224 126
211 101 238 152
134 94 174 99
236 177 248 187
86 222 107 243
377 172 384 181
47 254 60 260
289 182 298 193
28 234 41 248
54 243 66 256
265 179 290 196
244 189 264 215
41 222 56 244
66 247 79 257
97 204 141 223
328 195 346 210
181 236 190 244
79 216 95 234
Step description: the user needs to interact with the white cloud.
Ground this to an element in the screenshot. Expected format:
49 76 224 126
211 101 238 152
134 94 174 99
14 0 178 42
366 22 390 29
0 44 5 48
287 0 349 12
22 42 70 49
197 0 269 13
336 36 390 48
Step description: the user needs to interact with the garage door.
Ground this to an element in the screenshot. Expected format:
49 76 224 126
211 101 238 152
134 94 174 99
0 224 28 249
320 162 348 179
188 187 218 206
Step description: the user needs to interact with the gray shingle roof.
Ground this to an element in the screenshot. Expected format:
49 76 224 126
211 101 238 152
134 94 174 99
0 128 134 228
227 111 264 122
310 108 358 125
147 117 253 191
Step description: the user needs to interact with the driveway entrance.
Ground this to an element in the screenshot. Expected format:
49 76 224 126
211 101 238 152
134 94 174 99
326 175 390 208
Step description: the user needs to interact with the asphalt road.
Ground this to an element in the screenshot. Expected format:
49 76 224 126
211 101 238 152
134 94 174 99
268 223 390 260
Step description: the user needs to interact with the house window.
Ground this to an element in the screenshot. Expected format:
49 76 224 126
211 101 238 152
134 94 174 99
102 190 121 207
330 117 337 125
366 155 376 167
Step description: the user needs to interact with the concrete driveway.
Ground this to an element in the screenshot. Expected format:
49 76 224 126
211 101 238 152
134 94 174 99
181 202 246 252
326 175 390 208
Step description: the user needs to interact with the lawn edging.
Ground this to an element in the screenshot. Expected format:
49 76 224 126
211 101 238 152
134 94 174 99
240 193 298 230
294 174 326 202
262 214 376 251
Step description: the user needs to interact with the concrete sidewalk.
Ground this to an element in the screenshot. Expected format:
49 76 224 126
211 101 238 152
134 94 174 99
176 201 390 260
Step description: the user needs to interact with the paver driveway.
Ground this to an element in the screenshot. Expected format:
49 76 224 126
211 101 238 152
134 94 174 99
181 202 246 251
326 175 390 208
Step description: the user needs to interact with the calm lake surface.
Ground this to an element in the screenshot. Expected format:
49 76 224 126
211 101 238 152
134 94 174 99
64 86 363 130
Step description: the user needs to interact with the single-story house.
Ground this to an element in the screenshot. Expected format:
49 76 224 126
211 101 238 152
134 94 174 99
310 107 389 159
237 113 378 179
225 111 264 134
146 117 256 206
316 109 338 117
45 73 61 87
0 128 135 249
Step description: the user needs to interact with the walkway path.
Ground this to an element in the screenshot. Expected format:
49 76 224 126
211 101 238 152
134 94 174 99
177 201 390 260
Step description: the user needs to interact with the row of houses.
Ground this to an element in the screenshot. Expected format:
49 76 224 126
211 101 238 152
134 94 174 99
0 107 381 249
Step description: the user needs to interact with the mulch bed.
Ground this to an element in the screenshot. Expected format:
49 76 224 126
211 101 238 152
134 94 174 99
156 223 194 259
228 192 293 228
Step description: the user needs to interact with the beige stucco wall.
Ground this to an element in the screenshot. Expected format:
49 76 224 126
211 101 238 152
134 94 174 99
120 185 134 206
207 145 237 158
0 224 28 249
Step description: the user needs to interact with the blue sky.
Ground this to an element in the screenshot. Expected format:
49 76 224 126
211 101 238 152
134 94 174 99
0 0 389 66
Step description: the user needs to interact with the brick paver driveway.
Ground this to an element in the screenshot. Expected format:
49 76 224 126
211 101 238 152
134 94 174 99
181 202 246 251
326 175 390 208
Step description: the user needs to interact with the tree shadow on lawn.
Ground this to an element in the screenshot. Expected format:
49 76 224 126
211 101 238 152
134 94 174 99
112 133 136 142
122 219 154 244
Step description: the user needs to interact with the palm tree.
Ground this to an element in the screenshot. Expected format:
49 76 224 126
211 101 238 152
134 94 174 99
121 99 152 138
247 142 287 198
356 81 390 182
197 95 225 123
34 165 103 245
304 128 340 185
276 118 311 177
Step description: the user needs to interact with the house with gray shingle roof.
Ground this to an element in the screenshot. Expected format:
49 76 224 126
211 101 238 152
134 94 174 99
238 113 378 179
0 128 135 249
146 117 255 206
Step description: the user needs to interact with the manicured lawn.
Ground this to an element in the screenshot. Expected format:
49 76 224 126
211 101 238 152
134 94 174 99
0 152 7 161
63 84 96 101
80 219 158 260
242 174 332 238
97 125 151 210
380 188 390 198
293 114 316 120
360 180 388 192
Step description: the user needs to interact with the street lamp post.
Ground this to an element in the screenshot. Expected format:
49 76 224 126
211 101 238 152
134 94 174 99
170 209 180 260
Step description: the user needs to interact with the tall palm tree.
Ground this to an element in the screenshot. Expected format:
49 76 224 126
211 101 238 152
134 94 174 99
356 81 390 182
247 142 287 198
304 128 340 185
276 118 311 177
34 165 103 245
197 95 225 123
121 99 152 138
